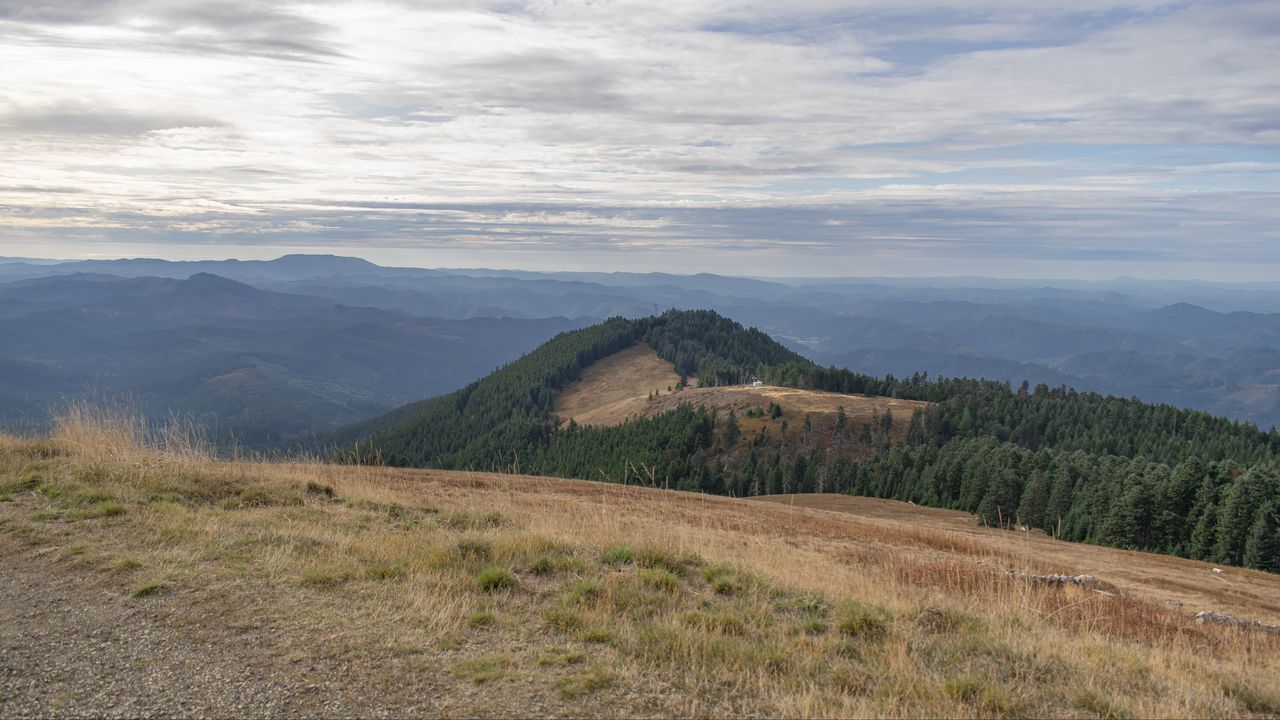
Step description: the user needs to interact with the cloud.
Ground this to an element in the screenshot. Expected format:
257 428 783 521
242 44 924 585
0 101 226 135
0 0 1276 277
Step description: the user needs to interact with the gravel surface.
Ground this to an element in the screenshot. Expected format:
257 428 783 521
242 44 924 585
0 538 442 718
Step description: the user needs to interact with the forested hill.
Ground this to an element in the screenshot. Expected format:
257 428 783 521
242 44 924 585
350 310 801 469
348 309 1280 571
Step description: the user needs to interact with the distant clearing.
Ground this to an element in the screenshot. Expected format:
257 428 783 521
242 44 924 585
553 343 681 426
753 494 1280 625
555 343 928 441
650 384 928 443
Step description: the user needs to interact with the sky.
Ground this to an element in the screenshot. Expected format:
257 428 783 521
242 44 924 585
1 0 1278 279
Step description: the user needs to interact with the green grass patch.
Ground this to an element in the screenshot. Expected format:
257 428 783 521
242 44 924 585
635 546 699 574
578 627 617 644
0 469 43 501
703 563 746 595
529 553 587 575
601 544 634 565
544 608 585 631
638 567 681 593
442 510 506 531
476 565 517 592
682 609 747 636
1072 688 1133 719
565 579 602 604
131 579 169 598
468 610 496 628
63 542 87 557
944 674 1018 715
451 655 510 684
537 646 587 666
299 565 351 588
553 665 613 699
365 562 405 581
112 556 142 572
835 600 892 640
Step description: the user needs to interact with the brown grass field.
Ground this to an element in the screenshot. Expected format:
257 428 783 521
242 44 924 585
1 406 1278 717
555 344 928 447
753 494 1280 627
553 343 681 427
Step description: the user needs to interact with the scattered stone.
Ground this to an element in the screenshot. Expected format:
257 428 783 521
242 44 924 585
1194 611 1280 634
1011 572 1098 588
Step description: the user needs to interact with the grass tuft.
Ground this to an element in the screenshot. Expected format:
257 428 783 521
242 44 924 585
131 579 169 598
638 567 681 593
553 664 613 699
451 655 510 684
601 544 634 565
299 565 351 588
476 565 517 592
468 610 496 628
835 600 892 640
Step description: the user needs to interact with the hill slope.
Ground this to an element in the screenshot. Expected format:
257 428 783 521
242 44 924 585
349 309 1280 571
2 421 1277 717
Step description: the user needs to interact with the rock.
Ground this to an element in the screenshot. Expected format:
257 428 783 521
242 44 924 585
1194 611 1280 634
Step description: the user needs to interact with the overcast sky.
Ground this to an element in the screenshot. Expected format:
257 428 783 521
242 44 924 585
1 0 1278 278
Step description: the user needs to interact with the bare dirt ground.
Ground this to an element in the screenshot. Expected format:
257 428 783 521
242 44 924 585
553 343 681 426
0 535 399 719
753 493 1280 626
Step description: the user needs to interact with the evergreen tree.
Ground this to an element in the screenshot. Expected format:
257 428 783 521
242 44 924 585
1242 501 1280 572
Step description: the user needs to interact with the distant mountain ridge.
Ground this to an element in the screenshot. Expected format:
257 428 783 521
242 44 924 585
5 253 1280 428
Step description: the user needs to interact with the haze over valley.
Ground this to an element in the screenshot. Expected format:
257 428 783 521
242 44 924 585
4 254 1280 441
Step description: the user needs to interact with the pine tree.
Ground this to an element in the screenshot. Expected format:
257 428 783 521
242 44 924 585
1017 470 1050 529
1242 501 1280 572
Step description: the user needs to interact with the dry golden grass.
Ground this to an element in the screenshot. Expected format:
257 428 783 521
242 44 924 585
553 342 682 426
1 407 1277 718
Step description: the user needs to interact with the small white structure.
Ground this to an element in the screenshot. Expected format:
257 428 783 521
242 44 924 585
751 377 763 387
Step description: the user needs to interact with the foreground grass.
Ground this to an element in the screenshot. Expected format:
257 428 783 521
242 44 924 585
0 414 1278 717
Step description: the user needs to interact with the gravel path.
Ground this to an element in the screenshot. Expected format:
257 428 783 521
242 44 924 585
0 538 439 718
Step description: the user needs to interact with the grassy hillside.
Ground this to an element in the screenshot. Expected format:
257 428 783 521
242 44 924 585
2 410 1278 717
348 309 1280 571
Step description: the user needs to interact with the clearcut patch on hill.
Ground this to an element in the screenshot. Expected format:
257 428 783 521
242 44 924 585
554 342 929 442
553 343 682 427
